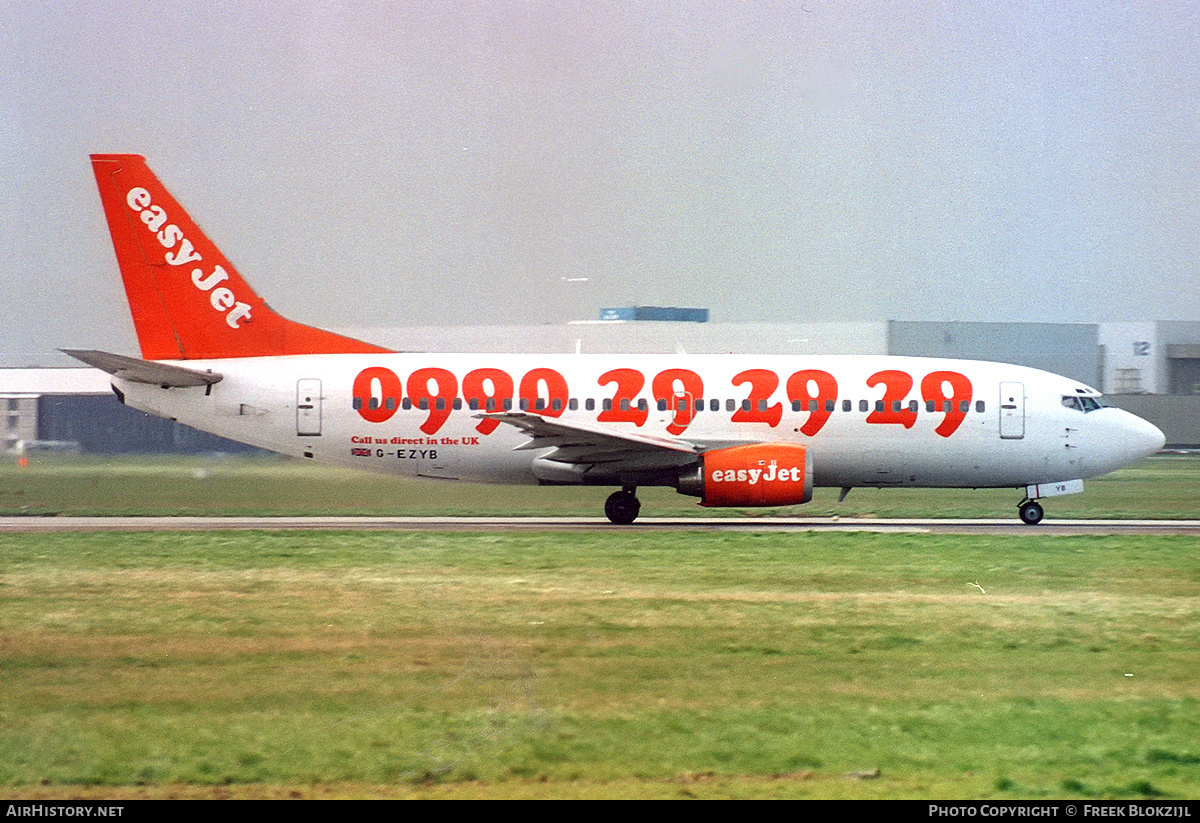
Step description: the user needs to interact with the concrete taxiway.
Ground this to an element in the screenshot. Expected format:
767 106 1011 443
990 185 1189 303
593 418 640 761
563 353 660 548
2 516 1199 535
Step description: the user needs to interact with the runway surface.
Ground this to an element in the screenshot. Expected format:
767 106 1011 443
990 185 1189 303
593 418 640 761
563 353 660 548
3 515 1199 535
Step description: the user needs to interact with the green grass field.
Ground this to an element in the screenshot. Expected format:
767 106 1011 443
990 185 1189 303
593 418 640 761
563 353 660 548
1 452 1198 520
0 455 1197 799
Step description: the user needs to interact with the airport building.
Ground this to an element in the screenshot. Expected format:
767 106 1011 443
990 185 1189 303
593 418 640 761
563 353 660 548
3 319 1199 453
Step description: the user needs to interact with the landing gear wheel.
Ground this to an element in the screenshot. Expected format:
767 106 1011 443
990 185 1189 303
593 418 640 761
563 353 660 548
604 489 641 525
1018 500 1045 525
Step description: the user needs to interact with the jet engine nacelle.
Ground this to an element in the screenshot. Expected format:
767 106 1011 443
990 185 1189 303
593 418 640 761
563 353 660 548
677 443 813 507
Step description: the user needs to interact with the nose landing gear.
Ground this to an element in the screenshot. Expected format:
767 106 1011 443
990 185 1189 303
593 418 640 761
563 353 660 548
604 486 641 525
1018 498 1045 525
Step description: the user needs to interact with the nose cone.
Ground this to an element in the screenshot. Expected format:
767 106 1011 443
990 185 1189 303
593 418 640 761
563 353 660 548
1117 411 1166 464
1086 410 1164 477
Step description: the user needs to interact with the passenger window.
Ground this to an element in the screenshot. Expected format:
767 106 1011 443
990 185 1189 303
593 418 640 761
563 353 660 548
975 400 985 413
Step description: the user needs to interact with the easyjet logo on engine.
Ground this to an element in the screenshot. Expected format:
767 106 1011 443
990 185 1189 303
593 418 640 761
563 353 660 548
710 462 804 485
698 443 812 507
125 187 252 329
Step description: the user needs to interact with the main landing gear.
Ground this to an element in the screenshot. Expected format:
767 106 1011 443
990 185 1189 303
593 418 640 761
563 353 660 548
604 486 641 525
1018 498 1045 525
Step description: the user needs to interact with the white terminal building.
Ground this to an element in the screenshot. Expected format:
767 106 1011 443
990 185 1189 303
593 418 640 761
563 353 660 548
3 318 1200 454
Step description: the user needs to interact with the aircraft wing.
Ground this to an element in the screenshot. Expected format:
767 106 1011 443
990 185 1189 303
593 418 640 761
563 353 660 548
478 411 701 474
61 349 223 388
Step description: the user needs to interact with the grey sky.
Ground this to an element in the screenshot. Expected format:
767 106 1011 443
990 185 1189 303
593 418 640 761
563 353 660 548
3 1 1198 365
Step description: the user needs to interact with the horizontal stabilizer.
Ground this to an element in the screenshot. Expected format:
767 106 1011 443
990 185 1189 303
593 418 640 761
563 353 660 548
61 349 223 388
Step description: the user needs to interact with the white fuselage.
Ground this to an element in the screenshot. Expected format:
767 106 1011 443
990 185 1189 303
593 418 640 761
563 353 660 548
113 353 1165 494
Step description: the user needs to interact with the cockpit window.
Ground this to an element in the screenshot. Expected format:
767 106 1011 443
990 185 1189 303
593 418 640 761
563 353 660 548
1063 394 1113 413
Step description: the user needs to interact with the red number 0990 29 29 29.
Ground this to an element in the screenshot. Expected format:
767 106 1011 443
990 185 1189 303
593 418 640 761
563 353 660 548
351 366 973 439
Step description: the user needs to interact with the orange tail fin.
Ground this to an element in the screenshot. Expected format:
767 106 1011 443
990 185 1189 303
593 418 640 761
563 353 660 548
91 154 391 360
